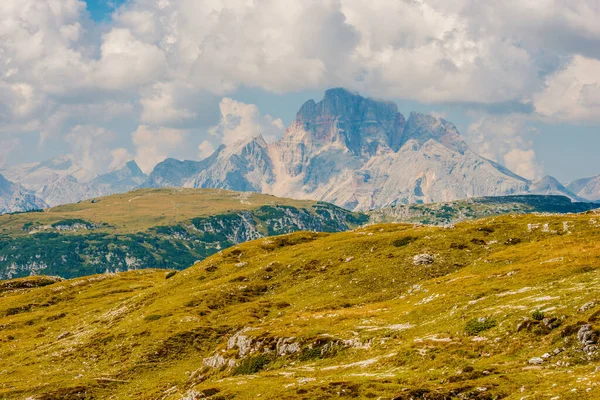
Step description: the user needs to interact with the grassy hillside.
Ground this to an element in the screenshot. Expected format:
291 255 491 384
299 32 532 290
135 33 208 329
369 195 599 225
0 189 366 279
1 211 600 399
0 188 360 235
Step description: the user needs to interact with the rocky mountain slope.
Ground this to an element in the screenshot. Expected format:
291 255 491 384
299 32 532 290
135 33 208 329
142 138 274 192
0 174 46 215
568 175 600 201
369 194 599 225
0 189 365 280
1 156 95 190
528 175 586 201
1 211 600 399
1 158 147 208
145 88 579 211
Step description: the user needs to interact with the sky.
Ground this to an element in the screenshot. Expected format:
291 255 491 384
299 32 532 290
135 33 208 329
0 0 599 183
86 0 125 21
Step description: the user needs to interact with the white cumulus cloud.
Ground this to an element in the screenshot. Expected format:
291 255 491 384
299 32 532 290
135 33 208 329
0 0 599 174
534 55 600 122
208 98 285 146
467 115 543 180
503 148 543 180
132 125 188 173
65 125 131 178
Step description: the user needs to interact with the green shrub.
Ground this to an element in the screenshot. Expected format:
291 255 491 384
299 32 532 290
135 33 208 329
144 314 162 322
464 318 496 336
299 346 324 361
232 354 273 375
531 310 545 321
165 271 177 279
393 236 417 247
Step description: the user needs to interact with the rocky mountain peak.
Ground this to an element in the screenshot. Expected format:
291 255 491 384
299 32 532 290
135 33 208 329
567 175 600 202
145 135 274 193
288 88 405 157
530 175 568 193
0 173 47 214
401 112 468 154
124 160 145 177
35 155 74 172
224 135 268 155
528 175 583 202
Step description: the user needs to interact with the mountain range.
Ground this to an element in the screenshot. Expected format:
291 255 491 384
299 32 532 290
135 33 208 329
0 157 147 209
567 175 600 201
0 88 597 213
143 88 591 211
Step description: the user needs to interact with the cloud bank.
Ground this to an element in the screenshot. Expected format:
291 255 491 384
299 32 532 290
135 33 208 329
1 0 599 175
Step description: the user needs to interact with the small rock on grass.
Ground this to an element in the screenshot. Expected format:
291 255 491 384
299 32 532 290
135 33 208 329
528 357 544 365
413 254 434 266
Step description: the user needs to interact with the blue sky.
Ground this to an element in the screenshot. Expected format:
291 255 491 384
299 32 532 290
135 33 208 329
85 0 125 21
0 0 599 184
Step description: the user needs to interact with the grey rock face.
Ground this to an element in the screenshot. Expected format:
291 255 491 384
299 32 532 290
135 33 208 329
401 111 468 154
291 88 406 157
145 137 274 193
528 357 544 365
413 254 435 266
577 324 599 353
202 354 236 369
567 175 600 202
0 174 47 214
7 89 584 213
528 175 584 202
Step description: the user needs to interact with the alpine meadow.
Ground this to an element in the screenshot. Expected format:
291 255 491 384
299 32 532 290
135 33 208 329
1 1 600 399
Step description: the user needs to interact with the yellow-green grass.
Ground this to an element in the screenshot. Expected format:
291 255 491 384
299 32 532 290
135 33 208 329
0 188 331 236
1 212 600 399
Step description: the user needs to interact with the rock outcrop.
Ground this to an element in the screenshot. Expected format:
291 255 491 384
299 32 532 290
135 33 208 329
578 324 599 354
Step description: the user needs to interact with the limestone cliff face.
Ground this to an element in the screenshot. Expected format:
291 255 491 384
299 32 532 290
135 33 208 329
2 89 590 213
273 88 405 193
289 88 406 156
578 177 600 201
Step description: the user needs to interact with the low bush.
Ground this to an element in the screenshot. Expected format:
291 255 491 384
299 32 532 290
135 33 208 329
232 354 273 375
531 310 545 321
393 236 417 247
165 271 177 279
464 318 496 336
